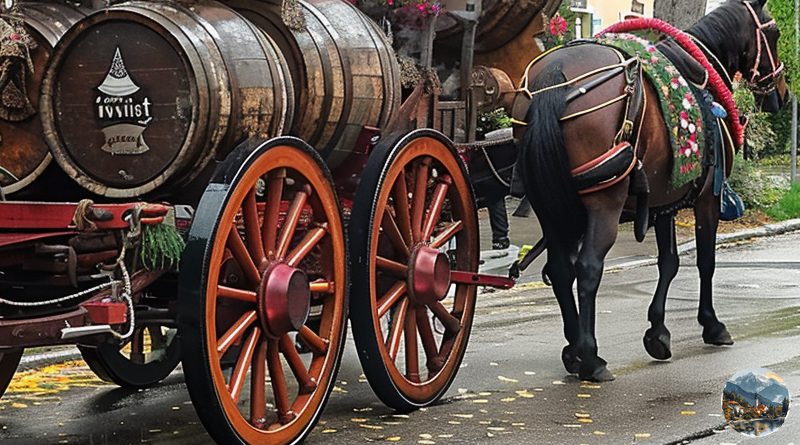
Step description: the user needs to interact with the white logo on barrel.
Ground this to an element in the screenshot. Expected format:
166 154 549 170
95 47 152 155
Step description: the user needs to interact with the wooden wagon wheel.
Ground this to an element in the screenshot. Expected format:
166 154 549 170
350 130 479 411
0 349 23 398
78 311 180 388
179 137 347 445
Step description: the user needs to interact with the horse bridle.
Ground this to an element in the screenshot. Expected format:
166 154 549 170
743 0 784 95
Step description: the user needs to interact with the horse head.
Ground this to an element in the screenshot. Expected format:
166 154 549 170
0 15 37 122
740 0 787 112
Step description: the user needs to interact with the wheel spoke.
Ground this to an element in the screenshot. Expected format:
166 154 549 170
268 339 294 424
376 256 408 278
243 189 266 267
387 298 409 361
286 223 328 267
262 170 285 257
430 220 463 249
276 187 310 259
415 307 440 374
404 304 420 383
428 301 461 335
280 335 317 394
250 339 267 428
297 325 328 355
377 282 407 318
217 285 257 304
411 157 431 243
392 171 413 245
229 328 261 403
227 229 261 286
309 280 335 294
382 209 410 258
421 176 451 241
217 310 258 356
130 328 145 364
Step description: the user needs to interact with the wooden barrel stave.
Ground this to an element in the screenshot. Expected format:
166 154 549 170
42 1 292 197
0 2 88 195
229 0 401 168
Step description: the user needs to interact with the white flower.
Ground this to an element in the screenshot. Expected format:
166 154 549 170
681 119 689 129
682 99 692 110
688 123 696 133
679 77 688 87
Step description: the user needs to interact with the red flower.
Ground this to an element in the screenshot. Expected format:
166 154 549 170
549 14 568 36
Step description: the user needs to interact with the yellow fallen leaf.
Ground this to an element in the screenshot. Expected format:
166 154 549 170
512 422 525 426
478 392 492 396
487 427 506 431
578 418 593 424
498 376 519 383
438 434 453 438
359 424 383 430
563 424 582 428
419 434 432 439
680 410 696 416
452 414 473 419
501 397 516 402
515 390 534 398
386 437 401 442
472 399 489 404
683 401 695 406
322 429 337 433
11 403 27 409
350 418 368 423
634 433 651 439
577 394 591 398
575 412 591 418
448 421 461 425
593 430 606 436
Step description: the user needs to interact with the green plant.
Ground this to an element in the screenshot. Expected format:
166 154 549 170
729 153 784 209
733 81 778 159
476 108 512 139
766 183 800 220
769 0 799 96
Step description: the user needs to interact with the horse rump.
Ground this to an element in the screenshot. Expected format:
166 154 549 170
519 64 586 245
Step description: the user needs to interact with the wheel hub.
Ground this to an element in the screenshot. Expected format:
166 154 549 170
258 263 311 339
408 245 451 306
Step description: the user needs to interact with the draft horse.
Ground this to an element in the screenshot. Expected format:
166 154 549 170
516 0 787 381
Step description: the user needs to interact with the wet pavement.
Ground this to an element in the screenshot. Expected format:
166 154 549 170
1 230 800 444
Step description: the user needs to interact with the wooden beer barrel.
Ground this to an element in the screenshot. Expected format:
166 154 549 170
436 0 561 52
41 1 293 198
229 0 401 168
0 2 87 196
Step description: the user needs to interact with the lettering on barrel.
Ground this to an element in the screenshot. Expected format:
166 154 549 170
95 47 152 155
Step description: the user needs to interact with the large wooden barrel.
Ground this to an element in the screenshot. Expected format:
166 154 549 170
41 1 293 198
228 0 401 168
0 2 87 196
436 0 561 52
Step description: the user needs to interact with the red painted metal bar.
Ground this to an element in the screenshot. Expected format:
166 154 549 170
0 202 168 230
450 271 515 290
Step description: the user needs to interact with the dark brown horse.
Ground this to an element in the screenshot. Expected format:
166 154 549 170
516 0 787 381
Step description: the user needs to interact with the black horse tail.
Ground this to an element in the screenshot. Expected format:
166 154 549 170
519 65 586 246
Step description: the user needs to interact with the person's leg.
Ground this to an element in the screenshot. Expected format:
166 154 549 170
487 195 510 249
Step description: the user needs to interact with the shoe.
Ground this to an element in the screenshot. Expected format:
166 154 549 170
492 237 510 250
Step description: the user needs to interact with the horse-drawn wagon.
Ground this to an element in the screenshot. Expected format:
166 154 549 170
0 0 558 442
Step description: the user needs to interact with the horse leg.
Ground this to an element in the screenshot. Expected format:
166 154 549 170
575 204 622 382
546 242 581 373
694 184 733 345
643 213 678 360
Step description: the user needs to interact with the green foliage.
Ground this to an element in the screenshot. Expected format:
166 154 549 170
476 108 512 139
140 222 186 271
734 82 778 158
729 153 784 209
540 0 576 49
766 183 800 220
769 0 799 95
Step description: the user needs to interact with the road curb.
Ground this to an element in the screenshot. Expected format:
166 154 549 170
496 218 800 293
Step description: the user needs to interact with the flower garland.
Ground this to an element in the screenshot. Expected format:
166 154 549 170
596 18 744 148
359 0 442 16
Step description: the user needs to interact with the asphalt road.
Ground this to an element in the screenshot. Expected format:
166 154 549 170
1 232 799 445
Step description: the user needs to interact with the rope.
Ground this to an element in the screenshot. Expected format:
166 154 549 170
479 146 510 188
560 94 628 121
71 199 97 231
596 18 744 148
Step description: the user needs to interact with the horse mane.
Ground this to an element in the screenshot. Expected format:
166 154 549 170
687 0 768 78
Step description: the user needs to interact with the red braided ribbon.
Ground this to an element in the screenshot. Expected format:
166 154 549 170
596 18 744 148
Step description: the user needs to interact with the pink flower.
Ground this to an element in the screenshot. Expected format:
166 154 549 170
549 14 568 36
646 45 657 53
680 111 689 120
690 133 697 142
671 78 680 89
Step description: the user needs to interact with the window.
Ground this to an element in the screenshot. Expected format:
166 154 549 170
631 0 645 15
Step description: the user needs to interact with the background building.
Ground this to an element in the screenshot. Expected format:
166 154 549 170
569 0 654 38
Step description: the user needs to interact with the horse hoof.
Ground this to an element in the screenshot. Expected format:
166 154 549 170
643 326 672 360
579 364 615 382
703 322 734 346
561 345 581 374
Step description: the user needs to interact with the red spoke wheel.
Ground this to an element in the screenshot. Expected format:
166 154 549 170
0 348 23 398
350 130 479 411
179 137 348 444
